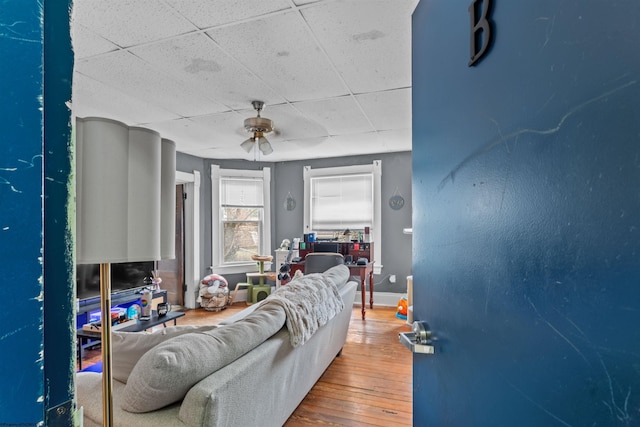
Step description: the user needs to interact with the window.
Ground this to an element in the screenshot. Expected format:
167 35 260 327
310 173 373 231
211 166 271 273
303 161 382 273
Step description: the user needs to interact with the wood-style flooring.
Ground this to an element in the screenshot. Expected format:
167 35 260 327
79 303 413 426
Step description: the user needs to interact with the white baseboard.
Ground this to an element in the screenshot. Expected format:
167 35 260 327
352 291 404 308
231 289 249 303
228 289 404 308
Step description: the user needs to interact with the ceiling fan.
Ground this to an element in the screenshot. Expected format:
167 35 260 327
241 100 274 155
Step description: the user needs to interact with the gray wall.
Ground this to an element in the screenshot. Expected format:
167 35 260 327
177 151 412 293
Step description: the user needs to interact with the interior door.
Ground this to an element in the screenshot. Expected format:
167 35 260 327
157 184 185 306
411 1 640 426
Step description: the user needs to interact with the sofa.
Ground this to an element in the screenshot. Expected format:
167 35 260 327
76 264 358 427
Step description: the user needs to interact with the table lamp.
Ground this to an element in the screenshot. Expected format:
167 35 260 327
76 117 175 426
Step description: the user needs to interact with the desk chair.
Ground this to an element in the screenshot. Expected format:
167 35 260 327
304 252 345 274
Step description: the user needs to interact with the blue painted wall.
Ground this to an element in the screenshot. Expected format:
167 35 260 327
412 0 640 425
0 0 74 425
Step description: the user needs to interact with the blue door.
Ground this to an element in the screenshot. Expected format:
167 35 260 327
411 1 640 425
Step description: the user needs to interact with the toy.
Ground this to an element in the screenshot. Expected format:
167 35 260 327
396 297 408 320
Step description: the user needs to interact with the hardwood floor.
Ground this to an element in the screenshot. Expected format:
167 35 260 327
79 303 413 426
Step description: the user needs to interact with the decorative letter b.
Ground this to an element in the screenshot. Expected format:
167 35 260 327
468 0 492 66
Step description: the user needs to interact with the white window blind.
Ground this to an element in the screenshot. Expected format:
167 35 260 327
221 178 263 207
310 173 373 230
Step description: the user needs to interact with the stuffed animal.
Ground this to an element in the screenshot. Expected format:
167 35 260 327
279 238 291 250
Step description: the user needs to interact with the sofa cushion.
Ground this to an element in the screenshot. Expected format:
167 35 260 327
77 371 183 426
121 302 286 413
112 324 218 383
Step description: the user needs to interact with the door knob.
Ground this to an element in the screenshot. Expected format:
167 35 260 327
399 321 435 354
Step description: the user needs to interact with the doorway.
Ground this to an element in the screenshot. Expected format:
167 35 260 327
156 184 185 306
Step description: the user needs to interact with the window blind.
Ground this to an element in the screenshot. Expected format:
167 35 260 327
310 173 373 230
221 178 263 207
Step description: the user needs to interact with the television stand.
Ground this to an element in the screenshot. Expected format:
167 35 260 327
77 288 167 316
77 309 184 370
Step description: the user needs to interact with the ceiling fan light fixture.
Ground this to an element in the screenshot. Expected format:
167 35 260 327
240 100 275 155
240 137 255 152
257 135 273 155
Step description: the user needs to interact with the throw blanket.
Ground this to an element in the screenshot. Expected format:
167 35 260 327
265 273 344 347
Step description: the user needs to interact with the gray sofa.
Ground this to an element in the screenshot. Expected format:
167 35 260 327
77 265 357 427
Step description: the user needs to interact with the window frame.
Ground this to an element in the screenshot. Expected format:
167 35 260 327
303 160 382 274
211 165 271 274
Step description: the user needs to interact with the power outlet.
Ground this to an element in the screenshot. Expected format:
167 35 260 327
389 274 396 283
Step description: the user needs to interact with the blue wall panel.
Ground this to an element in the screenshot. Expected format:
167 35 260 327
0 0 47 422
0 1 74 424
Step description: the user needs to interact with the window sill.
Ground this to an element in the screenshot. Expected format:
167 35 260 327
209 263 273 275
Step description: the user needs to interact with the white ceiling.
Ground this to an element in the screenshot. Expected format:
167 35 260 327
71 0 417 162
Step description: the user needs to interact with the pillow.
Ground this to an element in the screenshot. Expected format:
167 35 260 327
121 302 286 413
112 324 218 383
323 264 350 287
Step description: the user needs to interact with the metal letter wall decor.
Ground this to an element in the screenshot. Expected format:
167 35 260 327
468 0 493 66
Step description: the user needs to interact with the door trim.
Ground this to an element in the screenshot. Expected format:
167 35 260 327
176 170 200 308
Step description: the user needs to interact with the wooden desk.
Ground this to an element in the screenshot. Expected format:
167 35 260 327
347 262 374 320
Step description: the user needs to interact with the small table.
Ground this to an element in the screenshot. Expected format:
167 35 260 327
347 262 375 320
76 310 185 369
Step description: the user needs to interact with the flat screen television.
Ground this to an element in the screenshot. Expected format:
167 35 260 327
76 261 155 301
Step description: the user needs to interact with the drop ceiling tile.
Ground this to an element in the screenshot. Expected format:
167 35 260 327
293 0 323 5
75 50 225 117
206 12 349 102
293 96 374 135
302 0 415 93
190 110 247 142
129 33 284 110
376 128 412 152
269 136 333 161
356 88 412 131
259 104 330 141
71 23 119 59
72 0 195 48
145 117 226 151
330 130 411 155
165 0 291 29
296 133 378 159
72 74 180 125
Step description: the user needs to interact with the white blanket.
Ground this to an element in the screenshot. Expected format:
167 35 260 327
265 273 344 347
